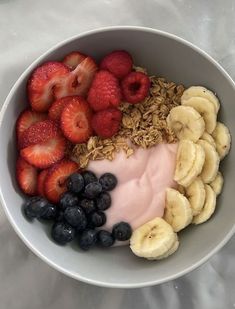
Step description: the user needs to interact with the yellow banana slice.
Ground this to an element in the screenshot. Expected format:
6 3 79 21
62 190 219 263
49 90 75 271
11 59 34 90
185 178 206 215
149 234 179 260
201 132 216 147
210 171 224 195
212 122 231 160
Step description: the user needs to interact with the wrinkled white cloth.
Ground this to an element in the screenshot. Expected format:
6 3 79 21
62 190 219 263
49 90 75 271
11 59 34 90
0 0 235 308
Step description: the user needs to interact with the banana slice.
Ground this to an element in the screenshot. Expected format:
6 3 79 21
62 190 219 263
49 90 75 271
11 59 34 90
164 188 193 232
166 106 205 142
181 86 220 113
212 122 231 160
192 184 217 224
185 178 206 215
130 217 176 259
201 132 216 147
197 139 220 183
177 143 205 187
210 171 224 195
177 185 185 195
149 235 179 260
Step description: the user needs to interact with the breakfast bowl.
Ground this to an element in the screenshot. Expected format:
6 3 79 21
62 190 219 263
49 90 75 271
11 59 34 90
0 26 234 288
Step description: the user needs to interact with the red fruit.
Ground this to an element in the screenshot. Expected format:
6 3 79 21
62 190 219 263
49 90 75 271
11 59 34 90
37 169 48 197
62 51 87 70
87 70 122 112
28 61 70 112
121 71 150 104
100 50 133 79
16 157 38 195
20 135 66 169
91 108 122 138
19 119 59 149
44 160 79 203
60 96 93 143
48 97 72 122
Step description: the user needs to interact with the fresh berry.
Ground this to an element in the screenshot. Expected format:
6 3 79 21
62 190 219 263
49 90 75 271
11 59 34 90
81 170 98 185
121 71 150 104
60 96 93 143
64 206 87 230
51 221 75 245
48 97 70 122
78 229 97 250
23 196 48 219
37 169 48 197
20 134 66 169
55 210 64 222
91 108 122 138
62 51 87 70
112 222 132 241
19 119 59 149
16 157 38 195
79 198 96 214
89 211 106 227
40 203 57 220
44 160 79 203
99 173 117 191
98 230 114 247
59 192 79 210
84 182 102 199
87 70 122 111
28 62 70 112
67 172 84 194
96 192 111 211
100 50 133 79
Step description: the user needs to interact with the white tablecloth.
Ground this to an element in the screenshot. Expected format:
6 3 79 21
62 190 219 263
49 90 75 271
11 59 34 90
0 1 235 308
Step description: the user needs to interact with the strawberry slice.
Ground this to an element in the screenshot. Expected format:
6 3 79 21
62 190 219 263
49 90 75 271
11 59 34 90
16 157 38 195
62 51 87 70
28 61 70 112
20 135 66 169
37 169 48 197
44 160 79 203
48 97 72 122
60 96 93 143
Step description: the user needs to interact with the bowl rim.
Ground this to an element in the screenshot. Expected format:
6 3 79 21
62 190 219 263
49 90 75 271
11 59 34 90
0 25 235 289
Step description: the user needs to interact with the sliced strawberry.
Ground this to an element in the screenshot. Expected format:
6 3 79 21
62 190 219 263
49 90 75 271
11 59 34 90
62 51 87 70
27 61 70 112
60 96 93 143
37 169 48 197
48 97 72 122
16 157 38 195
44 160 79 203
20 135 66 169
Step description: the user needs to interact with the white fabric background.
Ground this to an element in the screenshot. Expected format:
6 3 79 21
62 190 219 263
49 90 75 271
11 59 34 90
0 0 235 308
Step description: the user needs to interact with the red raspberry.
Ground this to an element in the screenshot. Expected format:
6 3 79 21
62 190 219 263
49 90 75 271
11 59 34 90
121 72 150 104
91 108 122 138
100 50 133 79
87 70 122 112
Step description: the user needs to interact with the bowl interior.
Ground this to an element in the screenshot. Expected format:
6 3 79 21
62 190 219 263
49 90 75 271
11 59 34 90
0 27 234 288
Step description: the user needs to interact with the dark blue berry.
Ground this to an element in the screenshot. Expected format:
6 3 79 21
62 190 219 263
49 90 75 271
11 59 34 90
51 221 75 245
40 204 57 220
79 198 96 214
55 210 64 222
84 182 102 199
112 222 132 241
81 171 98 186
59 192 79 210
96 192 111 211
99 173 117 191
67 173 84 194
98 230 114 247
64 206 87 230
24 196 48 219
89 211 106 227
78 229 97 250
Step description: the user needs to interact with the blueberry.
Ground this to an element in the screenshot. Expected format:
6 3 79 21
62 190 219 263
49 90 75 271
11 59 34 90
40 204 57 220
55 210 64 222
98 230 114 247
67 173 84 194
51 221 75 245
84 182 102 199
96 192 111 211
24 196 48 219
89 211 106 227
99 173 117 191
81 171 98 186
112 222 132 241
78 229 97 250
59 192 79 210
64 206 87 230
79 198 96 214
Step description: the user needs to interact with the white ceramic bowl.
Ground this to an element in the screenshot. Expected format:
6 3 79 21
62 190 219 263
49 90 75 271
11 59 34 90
0 26 234 288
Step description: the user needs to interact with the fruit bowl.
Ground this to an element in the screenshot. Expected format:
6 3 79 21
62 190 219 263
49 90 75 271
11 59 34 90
0 26 234 288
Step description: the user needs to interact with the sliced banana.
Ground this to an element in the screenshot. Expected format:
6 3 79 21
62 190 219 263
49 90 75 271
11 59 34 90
185 178 206 216
164 188 193 232
201 132 216 147
212 122 231 160
166 106 205 142
192 184 217 224
130 217 176 259
182 97 217 133
181 86 220 113
210 171 224 195
197 139 220 183
149 235 179 260
177 185 185 195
